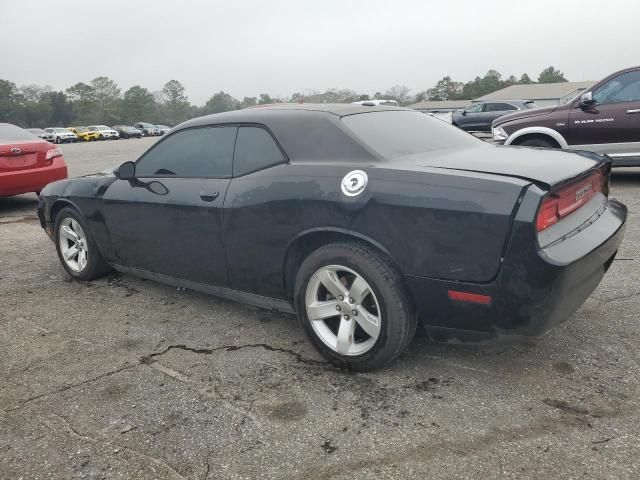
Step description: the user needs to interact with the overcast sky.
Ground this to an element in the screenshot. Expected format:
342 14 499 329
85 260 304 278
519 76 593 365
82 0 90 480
1 0 639 104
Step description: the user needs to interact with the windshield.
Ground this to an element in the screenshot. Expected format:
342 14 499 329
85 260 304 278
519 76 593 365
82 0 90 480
0 124 39 141
75 127 88 132
341 111 478 159
54 128 70 133
27 128 44 134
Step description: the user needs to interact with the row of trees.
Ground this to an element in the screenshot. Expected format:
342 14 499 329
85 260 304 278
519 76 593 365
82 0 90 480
0 67 568 128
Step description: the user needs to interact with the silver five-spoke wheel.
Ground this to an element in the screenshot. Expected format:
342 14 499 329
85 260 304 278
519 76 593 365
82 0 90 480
58 217 88 272
305 265 381 356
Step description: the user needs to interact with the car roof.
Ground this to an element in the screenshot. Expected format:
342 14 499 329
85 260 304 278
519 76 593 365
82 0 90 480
179 103 409 130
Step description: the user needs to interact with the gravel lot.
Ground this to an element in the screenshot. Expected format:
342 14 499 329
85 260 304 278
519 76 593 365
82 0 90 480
1 138 639 479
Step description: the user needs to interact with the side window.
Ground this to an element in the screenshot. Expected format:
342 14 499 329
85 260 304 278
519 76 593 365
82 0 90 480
593 70 640 104
466 103 484 113
496 103 518 111
485 103 518 112
136 126 237 178
233 127 285 177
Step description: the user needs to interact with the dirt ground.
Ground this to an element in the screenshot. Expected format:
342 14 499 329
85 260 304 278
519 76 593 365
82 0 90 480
1 138 639 479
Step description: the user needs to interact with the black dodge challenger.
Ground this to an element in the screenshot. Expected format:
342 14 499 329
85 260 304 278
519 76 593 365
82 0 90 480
38 104 627 371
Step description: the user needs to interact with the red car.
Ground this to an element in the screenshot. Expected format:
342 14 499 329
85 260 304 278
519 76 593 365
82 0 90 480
0 123 68 197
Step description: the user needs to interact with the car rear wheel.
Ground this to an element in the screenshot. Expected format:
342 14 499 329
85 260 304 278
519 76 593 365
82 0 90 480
518 137 557 148
54 207 111 281
55 137 62 144
294 242 417 371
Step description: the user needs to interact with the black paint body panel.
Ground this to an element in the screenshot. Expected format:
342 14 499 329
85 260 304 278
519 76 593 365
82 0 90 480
38 104 627 342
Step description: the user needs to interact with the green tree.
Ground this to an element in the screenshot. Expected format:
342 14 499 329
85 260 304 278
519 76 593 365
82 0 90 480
519 73 534 84
161 80 191 125
537 66 567 83
90 76 121 124
41 91 74 126
258 93 274 105
66 82 97 124
0 79 26 125
20 85 52 127
122 85 156 124
240 96 258 108
201 91 240 115
427 76 464 101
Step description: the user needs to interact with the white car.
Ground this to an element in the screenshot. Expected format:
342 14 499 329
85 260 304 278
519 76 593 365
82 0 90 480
87 125 120 140
44 127 78 144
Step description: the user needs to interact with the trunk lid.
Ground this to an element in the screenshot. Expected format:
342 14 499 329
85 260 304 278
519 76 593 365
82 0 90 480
0 139 53 173
395 143 607 188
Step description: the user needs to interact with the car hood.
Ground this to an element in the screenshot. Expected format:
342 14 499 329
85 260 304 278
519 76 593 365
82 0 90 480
392 143 607 187
492 105 558 126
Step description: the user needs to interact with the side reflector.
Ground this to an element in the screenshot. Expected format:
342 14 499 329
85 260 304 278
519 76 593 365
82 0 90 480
448 290 492 305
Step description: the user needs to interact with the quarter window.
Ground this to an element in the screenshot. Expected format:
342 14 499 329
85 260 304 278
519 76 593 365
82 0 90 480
136 126 237 178
233 127 285 176
593 70 640 104
486 103 518 112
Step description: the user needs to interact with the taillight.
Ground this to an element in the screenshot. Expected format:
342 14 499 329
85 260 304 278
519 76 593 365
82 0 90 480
536 168 607 232
536 196 560 231
45 148 63 164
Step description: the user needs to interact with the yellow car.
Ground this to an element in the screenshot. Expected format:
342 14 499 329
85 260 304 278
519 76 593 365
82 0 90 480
68 126 100 141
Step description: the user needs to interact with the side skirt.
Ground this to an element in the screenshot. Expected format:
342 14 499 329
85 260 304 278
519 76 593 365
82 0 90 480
112 264 296 314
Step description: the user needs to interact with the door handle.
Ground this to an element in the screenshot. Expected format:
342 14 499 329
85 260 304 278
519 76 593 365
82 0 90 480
199 191 219 202
626 109 640 114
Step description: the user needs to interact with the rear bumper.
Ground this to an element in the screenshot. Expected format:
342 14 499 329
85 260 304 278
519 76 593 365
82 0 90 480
404 197 627 342
0 158 68 197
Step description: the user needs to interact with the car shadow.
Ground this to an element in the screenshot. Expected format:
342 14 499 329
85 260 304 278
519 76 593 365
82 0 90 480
610 168 640 186
0 194 40 218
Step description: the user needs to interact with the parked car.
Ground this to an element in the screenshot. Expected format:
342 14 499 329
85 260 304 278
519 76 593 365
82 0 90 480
26 128 55 142
452 100 537 132
134 122 161 136
44 127 78 144
37 104 626 371
112 125 143 139
87 125 119 140
155 124 171 135
351 99 400 107
492 66 640 166
68 126 100 142
1 123 68 197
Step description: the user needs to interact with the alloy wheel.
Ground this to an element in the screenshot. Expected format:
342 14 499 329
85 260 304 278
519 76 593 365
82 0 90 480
58 217 89 272
305 265 382 356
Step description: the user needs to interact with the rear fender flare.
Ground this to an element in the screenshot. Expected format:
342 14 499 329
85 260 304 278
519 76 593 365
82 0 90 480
505 127 568 149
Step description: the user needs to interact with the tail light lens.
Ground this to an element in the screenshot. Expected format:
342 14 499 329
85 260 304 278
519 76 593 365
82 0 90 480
45 148 63 164
536 167 608 232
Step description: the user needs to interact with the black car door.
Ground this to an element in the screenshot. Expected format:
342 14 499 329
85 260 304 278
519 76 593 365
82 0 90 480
101 125 237 286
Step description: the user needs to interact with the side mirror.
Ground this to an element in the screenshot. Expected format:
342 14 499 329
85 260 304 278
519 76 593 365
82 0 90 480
579 91 595 107
461 110 467 116
114 161 136 180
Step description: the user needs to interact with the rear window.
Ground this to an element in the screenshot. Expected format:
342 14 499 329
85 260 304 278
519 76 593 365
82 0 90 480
341 111 478 159
0 124 38 141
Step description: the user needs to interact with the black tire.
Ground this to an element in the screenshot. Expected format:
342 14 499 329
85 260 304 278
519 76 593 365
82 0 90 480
294 242 417 371
55 136 62 144
518 137 557 148
99 134 104 140
54 207 112 281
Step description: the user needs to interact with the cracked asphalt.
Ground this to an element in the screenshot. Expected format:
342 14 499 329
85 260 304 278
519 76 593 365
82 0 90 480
1 138 639 479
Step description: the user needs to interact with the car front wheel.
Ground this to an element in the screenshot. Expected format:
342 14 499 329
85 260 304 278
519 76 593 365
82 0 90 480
295 242 417 371
54 207 112 281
